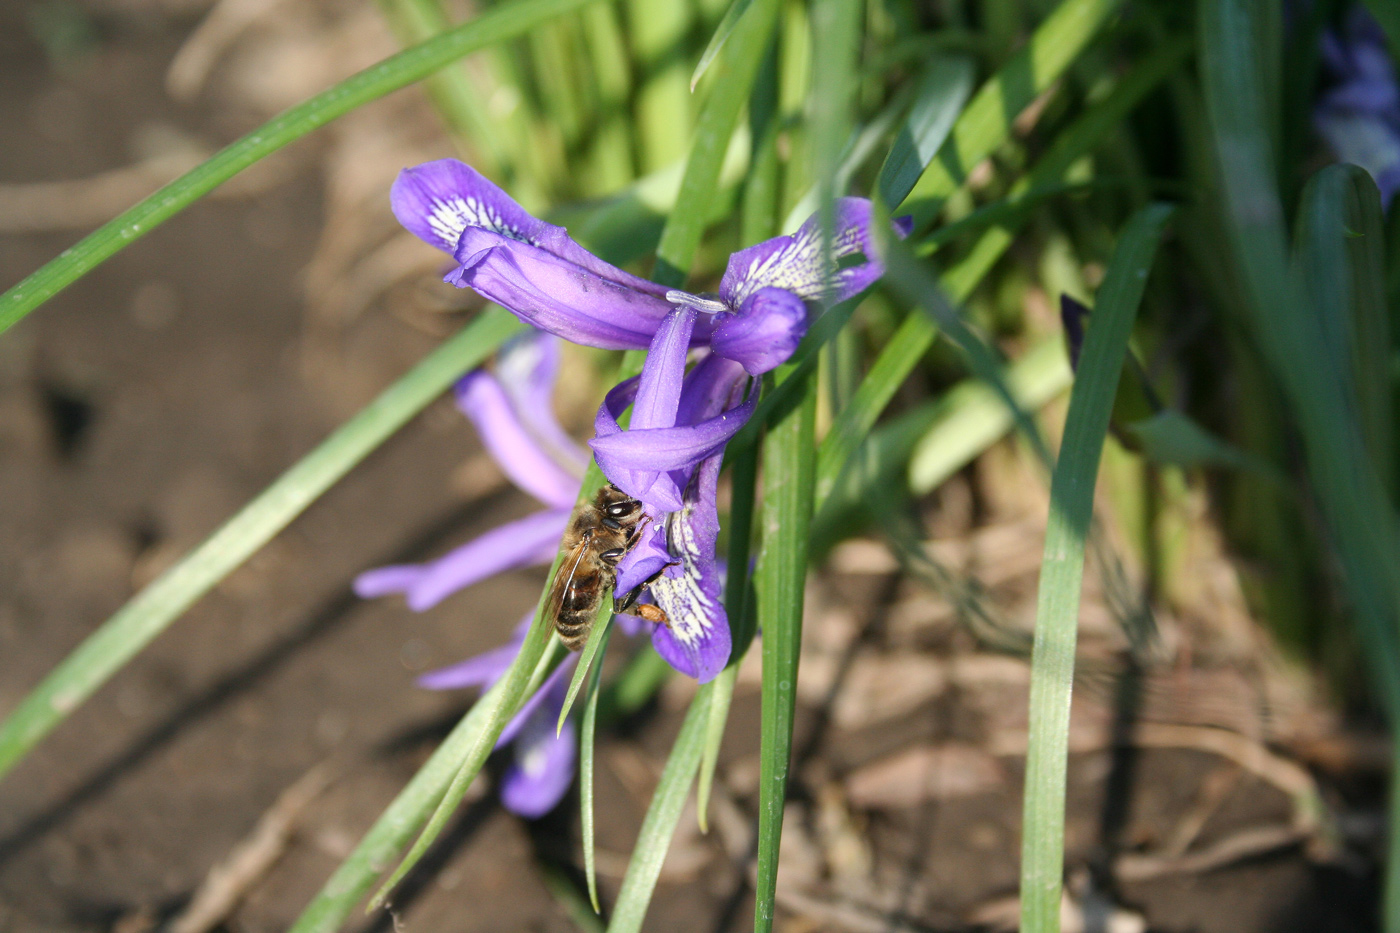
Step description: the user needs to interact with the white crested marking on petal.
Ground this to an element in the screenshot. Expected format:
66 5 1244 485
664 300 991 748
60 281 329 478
647 505 715 649
732 228 821 305
732 218 870 306
428 195 529 248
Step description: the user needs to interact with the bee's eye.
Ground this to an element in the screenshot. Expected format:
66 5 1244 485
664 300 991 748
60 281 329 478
606 502 634 518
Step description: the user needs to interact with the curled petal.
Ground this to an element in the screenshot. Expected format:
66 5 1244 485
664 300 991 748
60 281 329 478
648 454 731 683
495 332 589 475
631 309 696 431
456 370 580 509
711 287 808 375
449 233 681 349
393 160 674 302
720 198 908 309
361 509 568 612
590 387 755 476
392 159 551 255
673 353 751 426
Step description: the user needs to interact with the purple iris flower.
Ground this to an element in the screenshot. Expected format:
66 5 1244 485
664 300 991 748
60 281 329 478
354 331 653 817
391 158 907 684
1315 5 1400 206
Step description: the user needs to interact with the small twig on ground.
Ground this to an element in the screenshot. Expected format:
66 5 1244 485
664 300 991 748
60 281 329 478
1115 824 1308 882
165 758 342 933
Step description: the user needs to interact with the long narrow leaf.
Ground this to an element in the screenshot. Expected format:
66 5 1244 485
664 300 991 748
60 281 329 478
580 622 613 913
691 0 756 91
813 35 1188 508
752 367 818 933
0 310 524 782
605 684 714 933
0 0 595 334
654 0 783 283
877 56 975 208
288 674 509 933
901 0 1125 224
558 604 616 733
1019 204 1173 933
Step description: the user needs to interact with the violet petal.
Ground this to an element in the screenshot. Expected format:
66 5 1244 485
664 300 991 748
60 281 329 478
615 522 672 596
495 332 590 475
720 198 890 308
500 703 577 818
589 388 756 474
456 370 580 509
400 509 569 612
449 233 678 349
391 159 550 255
711 287 809 375
648 453 731 683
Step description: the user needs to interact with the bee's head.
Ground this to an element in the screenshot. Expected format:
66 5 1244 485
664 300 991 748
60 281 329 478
597 484 641 522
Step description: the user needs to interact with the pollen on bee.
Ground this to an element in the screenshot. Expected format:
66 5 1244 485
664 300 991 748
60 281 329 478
633 603 669 627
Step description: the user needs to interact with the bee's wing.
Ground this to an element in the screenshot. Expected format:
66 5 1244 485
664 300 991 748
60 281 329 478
545 539 592 621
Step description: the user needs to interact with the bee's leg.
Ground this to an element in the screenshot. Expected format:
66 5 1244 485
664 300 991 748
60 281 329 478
615 561 680 612
624 513 654 550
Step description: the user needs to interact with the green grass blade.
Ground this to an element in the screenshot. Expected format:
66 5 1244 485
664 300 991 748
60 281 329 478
752 367 818 933
605 683 714 933
367 346 649 907
876 55 975 208
1295 164 1393 490
654 0 783 283
883 233 1052 467
1200 0 1400 715
558 605 616 734
369 565 565 909
580 621 614 913
694 431 761 833
812 35 1188 509
288 673 509 933
908 338 1074 493
1361 0 1400 53
1019 204 1173 933
900 0 1125 223
694 663 738 835
0 0 595 335
691 0 756 91
539 863 608 933
375 0 509 177
0 309 523 783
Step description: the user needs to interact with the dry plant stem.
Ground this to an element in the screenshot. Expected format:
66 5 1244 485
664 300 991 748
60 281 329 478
169 759 342 933
1115 825 1309 882
990 721 1324 832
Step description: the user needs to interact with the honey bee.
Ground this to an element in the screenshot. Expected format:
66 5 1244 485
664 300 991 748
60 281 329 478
548 483 669 650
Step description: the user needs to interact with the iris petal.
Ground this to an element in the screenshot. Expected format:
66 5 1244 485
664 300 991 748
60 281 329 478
711 287 809 375
450 235 678 349
495 332 590 475
391 159 550 254
500 683 578 818
365 509 569 612
456 369 580 509
648 453 731 683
